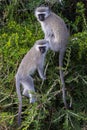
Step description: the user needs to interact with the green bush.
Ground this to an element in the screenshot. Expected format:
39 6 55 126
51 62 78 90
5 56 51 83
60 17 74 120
0 20 44 129
0 1 87 130
1 22 87 129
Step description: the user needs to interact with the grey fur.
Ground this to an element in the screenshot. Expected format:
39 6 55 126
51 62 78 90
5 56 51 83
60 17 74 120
15 39 49 125
35 7 70 108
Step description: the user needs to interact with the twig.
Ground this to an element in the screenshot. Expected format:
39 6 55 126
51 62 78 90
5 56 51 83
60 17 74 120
0 95 10 103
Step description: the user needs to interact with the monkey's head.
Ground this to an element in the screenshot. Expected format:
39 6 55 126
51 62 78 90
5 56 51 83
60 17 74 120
35 6 51 21
35 39 49 54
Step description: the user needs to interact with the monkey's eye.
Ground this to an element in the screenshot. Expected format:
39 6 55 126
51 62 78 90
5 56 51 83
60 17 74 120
39 47 46 54
38 14 45 21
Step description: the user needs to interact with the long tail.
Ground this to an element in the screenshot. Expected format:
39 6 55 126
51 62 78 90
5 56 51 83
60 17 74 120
15 75 22 126
59 50 67 108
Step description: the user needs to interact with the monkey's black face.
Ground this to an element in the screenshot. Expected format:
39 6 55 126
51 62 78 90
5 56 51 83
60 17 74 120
38 14 45 21
39 46 46 54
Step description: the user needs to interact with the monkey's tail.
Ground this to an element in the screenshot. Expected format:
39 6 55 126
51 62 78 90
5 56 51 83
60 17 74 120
59 68 67 108
59 50 67 109
15 75 22 126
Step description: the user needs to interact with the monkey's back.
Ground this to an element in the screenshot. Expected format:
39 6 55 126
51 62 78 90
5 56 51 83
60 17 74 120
41 12 69 51
16 47 41 78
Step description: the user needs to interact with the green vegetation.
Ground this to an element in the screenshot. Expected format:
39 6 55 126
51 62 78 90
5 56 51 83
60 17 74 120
0 0 87 130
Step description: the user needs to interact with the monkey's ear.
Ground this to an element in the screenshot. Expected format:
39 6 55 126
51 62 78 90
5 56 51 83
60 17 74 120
39 46 46 54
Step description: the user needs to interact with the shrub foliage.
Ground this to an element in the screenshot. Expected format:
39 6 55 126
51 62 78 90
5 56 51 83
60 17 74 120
0 0 87 130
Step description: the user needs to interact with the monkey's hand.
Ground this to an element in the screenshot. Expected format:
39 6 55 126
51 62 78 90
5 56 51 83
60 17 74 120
37 67 46 81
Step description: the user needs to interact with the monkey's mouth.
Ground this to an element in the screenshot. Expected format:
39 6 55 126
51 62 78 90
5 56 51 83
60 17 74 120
39 17 45 21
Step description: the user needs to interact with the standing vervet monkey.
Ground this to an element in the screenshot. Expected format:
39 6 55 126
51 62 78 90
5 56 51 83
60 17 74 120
35 6 69 108
15 39 49 125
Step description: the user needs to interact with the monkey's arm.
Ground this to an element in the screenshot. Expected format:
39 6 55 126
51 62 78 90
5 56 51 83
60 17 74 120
37 66 46 81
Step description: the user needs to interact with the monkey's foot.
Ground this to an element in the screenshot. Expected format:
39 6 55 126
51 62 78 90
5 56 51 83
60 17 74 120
30 97 37 103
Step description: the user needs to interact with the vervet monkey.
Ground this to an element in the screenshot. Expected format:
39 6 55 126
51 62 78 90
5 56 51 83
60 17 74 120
15 39 49 125
35 6 69 108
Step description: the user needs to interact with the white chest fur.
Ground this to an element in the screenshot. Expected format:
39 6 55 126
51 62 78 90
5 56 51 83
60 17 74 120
41 22 53 38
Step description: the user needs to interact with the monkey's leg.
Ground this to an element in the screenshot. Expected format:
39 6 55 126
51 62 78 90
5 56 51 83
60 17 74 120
22 88 29 97
59 50 67 108
21 76 37 103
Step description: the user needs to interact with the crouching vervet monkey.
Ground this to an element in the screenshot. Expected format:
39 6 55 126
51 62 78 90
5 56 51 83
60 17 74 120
15 39 49 125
